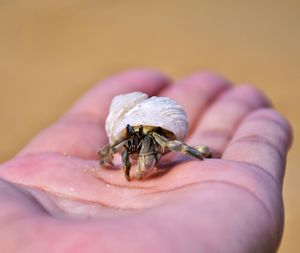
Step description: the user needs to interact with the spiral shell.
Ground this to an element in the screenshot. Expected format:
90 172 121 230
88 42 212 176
105 92 188 143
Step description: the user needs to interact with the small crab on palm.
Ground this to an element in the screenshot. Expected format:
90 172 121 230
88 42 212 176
98 92 211 180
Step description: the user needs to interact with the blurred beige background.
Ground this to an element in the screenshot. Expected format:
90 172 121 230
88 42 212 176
0 0 299 252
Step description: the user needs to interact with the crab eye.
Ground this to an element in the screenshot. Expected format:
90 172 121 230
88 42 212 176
126 124 135 135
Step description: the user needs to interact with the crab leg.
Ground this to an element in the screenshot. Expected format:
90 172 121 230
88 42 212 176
121 147 131 181
152 132 211 160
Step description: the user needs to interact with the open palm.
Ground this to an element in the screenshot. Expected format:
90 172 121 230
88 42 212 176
0 70 292 253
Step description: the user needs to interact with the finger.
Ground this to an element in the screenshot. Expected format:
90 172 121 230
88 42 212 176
159 71 231 132
222 108 293 183
19 69 170 158
187 85 271 157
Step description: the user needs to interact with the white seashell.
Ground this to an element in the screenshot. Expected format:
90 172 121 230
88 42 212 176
105 92 188 143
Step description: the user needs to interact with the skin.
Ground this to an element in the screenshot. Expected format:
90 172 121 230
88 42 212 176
0 69 292 253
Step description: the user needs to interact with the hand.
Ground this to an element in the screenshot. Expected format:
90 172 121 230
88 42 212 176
0 70 292 253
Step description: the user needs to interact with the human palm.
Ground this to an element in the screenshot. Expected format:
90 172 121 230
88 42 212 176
0 70 292 253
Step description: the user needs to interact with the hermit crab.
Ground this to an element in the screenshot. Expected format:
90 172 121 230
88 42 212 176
98 92 211 181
